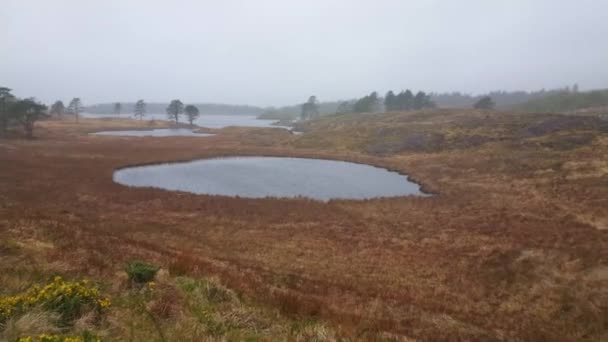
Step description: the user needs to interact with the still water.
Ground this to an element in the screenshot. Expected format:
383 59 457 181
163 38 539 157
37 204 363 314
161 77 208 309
114 157 426 201
82 113 283 129
92 128 214 137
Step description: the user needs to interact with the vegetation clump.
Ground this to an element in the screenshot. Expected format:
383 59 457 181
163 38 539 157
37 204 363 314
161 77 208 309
17 332 99 342
0 276 110 325
124 260 160 285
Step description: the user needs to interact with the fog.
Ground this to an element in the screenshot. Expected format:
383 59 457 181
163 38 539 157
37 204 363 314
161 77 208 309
2 0 607 106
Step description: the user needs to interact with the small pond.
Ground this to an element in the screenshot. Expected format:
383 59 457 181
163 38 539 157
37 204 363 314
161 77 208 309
113 157 427 201
92 128 214 137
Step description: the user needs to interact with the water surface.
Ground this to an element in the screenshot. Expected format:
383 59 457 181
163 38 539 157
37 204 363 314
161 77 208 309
92 128 213 137
83 113 284 129
114 157 426 201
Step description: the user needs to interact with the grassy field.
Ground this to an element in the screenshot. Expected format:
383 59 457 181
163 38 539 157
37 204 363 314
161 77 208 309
1 110 607 341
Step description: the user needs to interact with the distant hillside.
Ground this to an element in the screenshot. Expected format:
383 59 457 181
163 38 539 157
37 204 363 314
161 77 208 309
259 100 353 120
259 87 587 120
517 89 608 113
430 89 575 109
85 102 265 115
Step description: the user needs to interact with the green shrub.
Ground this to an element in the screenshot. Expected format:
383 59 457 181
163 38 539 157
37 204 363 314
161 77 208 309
124 260 159 284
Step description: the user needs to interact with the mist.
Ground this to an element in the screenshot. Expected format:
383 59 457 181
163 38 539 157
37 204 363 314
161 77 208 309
2 0 607 106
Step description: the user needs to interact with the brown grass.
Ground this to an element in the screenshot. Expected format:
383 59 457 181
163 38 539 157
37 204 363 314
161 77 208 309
1 112 607 340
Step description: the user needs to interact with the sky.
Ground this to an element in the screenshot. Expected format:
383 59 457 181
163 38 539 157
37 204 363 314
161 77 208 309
2 0 608 107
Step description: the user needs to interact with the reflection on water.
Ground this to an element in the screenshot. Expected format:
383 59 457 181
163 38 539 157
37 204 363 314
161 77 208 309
114 157 427 201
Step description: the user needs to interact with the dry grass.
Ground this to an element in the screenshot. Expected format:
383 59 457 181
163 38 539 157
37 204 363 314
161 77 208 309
0 111 607 340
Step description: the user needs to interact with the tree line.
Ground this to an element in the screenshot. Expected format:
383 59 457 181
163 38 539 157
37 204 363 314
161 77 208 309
121 99 200 126
298 89 436 120
0 87 86 139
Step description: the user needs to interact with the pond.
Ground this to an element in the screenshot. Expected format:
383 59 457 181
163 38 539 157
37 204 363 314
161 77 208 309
91 128 214 137
83 113 285 129
113 157 427 201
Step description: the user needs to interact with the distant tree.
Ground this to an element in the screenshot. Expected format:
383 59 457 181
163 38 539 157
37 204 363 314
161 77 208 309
474 96 495 110
12 98 48 139
300 96 320 120
113 102 122 115
166 99 184 124
50 101 65 118
184 105 200 126
384 91 397 111
336 101 353 114
67 98 82 122
134 100 146 120
396 90 414 111
0 87 16 137
413 91 429 110
353 92 379 113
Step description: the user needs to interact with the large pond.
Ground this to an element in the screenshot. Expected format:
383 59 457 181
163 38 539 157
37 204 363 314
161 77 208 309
113 157 427 201
82 113 284 129
92 128 214 137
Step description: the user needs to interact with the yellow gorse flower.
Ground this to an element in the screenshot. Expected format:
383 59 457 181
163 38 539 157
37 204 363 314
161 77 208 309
17 333 100 342
0 276 111 322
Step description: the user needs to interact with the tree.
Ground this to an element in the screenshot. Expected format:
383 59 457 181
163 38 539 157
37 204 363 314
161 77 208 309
134 100 146 120
474 96 495 110
353 92 379 113
384 91 396 111
0 87 16 137
336 101 353 114
413 91 431 110
166 99 184 124
300 96 320 120
50 101 65 118
397 90 414 111
114 102 122 115
184 105 200 126
12 98 48 139
67 98 82 122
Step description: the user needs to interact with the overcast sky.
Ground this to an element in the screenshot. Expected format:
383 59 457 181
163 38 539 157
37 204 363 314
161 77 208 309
2 0 608 107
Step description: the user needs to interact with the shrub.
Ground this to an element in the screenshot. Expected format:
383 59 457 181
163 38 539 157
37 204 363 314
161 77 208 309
0 277 110 326
124 260 159 284
17 331 100 342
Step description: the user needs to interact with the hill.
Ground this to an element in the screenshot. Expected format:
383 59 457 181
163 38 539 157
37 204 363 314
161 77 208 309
518 88 608 113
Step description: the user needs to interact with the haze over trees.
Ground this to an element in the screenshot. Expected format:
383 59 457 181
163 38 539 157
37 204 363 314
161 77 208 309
0 87 16 137
184 105 200 126
50 101 65 118
166 100 184 124
67 98 82 122
518 88 608 113
113 102 122 115
474 96 496 110
134 100 146 120
353 92 380 113
385 90 434 111
430 85 582 109
300 96 320 120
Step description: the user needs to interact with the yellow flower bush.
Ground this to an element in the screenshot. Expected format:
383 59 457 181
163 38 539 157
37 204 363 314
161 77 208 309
0 276 110 324
17 333 100 342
